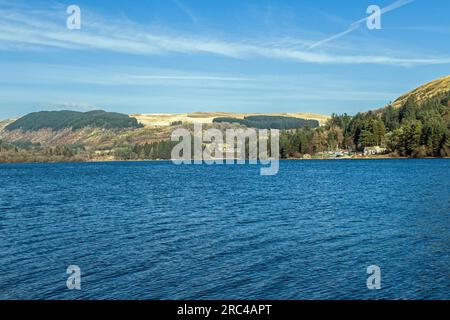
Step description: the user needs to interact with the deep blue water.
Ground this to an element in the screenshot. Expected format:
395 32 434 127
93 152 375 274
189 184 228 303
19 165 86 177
0 159 449 300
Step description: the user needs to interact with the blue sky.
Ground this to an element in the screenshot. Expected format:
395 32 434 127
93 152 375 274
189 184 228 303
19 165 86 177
0 0 449 118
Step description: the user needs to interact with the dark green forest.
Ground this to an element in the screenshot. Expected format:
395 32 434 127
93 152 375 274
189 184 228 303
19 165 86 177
277 92 450 158
213 115 319 130
5 110 143 132
115 140 179 160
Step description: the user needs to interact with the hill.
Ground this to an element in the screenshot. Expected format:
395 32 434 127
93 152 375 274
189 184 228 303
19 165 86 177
5 110 142 132
323 75 450 157
131 112 330 127
391 75 450 109
0 76 449 162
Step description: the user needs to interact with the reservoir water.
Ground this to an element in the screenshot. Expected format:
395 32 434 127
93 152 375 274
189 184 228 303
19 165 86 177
0 159 449 299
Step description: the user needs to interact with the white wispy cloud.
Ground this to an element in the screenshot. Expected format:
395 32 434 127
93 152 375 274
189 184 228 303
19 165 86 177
0 61 401 101
0 1 449 66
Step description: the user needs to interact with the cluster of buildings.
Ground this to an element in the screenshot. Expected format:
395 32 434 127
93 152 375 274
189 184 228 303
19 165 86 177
303 146 388 159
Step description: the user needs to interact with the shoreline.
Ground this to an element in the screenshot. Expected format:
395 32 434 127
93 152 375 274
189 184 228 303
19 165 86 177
0 156 449 165
284 156 450 160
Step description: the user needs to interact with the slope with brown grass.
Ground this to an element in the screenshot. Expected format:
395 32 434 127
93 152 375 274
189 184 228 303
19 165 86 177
391 75 450 109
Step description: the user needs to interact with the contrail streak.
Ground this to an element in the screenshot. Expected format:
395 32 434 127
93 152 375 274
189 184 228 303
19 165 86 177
309 0 415 49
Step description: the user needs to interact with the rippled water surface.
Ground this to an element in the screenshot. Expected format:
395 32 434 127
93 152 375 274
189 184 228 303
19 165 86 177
0 159 449 299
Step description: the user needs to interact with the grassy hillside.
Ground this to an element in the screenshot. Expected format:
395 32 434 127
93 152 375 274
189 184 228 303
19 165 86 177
131 112 330 127
5 110 142 132
392 75 450 109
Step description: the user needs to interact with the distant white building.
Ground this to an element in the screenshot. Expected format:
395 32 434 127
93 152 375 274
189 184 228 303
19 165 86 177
364 146 387 156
